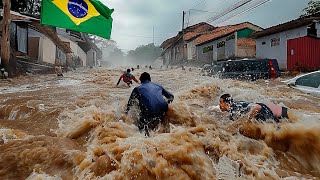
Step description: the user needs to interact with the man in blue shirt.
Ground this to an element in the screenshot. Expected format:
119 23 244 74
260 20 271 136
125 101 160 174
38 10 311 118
126 72 174 136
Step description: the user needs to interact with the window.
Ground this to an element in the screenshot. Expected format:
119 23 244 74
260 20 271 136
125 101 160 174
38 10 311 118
203 45 213 53
217 41 226 48
226 34 235 41
295 72 320 88
271 38 280 47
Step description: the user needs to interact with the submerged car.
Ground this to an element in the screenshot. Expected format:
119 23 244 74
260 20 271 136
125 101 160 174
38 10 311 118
284 70 320 97
203 59 281 80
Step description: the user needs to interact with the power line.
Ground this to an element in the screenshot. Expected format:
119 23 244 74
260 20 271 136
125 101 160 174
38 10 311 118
189 9 218 13
216 0 271 25
206 0 255 24
190 0 207 10
184 0 207 27
188 0 231 25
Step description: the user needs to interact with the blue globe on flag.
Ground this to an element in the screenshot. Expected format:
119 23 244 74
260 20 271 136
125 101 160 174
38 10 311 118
68 0 88 18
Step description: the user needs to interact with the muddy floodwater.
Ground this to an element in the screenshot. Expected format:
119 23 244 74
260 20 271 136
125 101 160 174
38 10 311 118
0 67 319 179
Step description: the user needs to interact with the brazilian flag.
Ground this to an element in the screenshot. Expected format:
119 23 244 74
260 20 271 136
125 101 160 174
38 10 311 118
41 0 114 39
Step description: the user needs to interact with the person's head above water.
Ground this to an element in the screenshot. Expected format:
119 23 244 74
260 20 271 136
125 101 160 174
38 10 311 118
139 72 151 83
127 69 131 73
219 94 233 111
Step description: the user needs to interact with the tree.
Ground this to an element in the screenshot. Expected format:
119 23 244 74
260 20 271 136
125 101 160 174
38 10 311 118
0 0 41 15
301 0 320 17
103 47 126 67
1 0 11 76
126 43 163 65
89 35 117 50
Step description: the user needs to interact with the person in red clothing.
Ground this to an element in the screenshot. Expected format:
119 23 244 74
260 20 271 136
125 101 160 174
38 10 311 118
116 69 139 87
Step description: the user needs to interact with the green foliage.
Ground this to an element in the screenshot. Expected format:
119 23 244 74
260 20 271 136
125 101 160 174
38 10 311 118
0 0 41 15
127 43 163 64
108 48 125 60
89 35 117 50
301 0 320 17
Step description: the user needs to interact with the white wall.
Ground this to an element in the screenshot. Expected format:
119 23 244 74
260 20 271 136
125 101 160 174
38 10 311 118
87 49 97 66
256 26 308 70
316 22 320 37
163 49 171 65
197 41 215 63
58 35 87 67
187 41 196 60
197 33 236 63
39 36 56 64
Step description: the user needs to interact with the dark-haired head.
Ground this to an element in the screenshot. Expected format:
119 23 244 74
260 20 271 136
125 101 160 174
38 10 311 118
219 94 233 111
139 72 151 83
220 94 233 104
127 69 131 73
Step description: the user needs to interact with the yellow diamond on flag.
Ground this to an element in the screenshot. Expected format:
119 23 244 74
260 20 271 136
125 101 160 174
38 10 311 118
52 0 100 25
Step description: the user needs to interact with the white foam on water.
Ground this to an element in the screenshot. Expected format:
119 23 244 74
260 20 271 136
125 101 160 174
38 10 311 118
25 171 62 180
1 68 319 179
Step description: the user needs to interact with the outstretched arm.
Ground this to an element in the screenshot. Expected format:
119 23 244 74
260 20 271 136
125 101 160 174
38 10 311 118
162 87 174 103
132 76 139 83
247 104 261 119
117 75 123 86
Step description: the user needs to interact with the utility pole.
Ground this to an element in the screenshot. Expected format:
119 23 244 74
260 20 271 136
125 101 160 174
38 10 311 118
182 11 186 63
152 26 155 62
1 0 11 76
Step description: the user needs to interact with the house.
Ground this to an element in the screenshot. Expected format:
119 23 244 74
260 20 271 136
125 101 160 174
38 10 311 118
160 36 177 65
28 22 72 66
251 15 320 71
195 22 262 63
57 28 102 67
0 10 72 72
79 33 102 67
160 22 215 65
56 28 88 67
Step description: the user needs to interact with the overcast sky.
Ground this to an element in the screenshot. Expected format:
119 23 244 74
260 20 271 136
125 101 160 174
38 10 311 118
101 0 310 51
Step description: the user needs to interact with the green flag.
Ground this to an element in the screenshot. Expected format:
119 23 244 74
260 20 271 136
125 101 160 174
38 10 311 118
41 0 114 39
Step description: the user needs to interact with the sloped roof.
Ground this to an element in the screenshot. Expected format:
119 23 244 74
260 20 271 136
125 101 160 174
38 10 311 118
251 16 320 39
31 22 73 53
0 10 72 53
237 38 256 47
160 36 177 49
196 22 262 46
78 33 103 58
0 10 39 22
184 22 215 41
160 22 215 50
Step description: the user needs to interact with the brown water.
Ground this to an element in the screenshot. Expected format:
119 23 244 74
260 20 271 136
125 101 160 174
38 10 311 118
0 67 319 179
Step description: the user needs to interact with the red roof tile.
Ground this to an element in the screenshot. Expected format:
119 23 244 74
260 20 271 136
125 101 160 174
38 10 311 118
160 22 215 50
160 36 177 49
196 22 261 46
32 23 73 53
